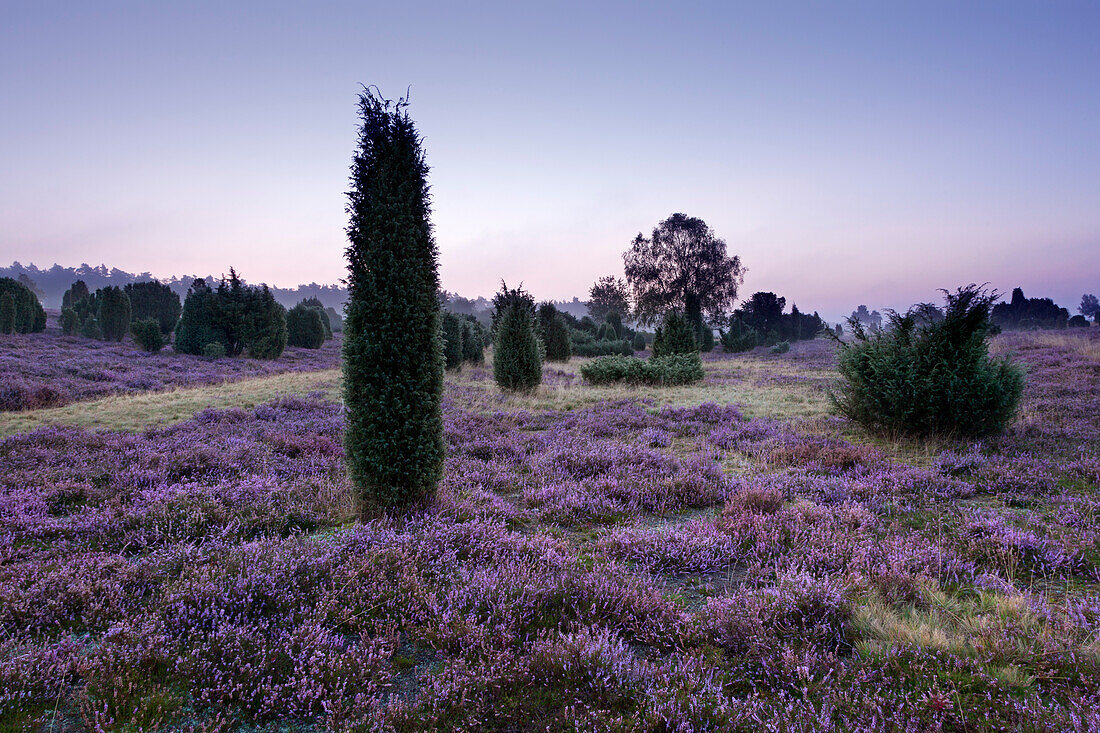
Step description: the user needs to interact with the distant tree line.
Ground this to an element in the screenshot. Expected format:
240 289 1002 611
991 288 1070 330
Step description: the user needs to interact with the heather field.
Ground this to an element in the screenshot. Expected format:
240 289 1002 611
0 315 341 413
3 330 1100 732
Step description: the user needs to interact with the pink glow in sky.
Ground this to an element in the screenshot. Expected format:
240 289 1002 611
2 1 1098 322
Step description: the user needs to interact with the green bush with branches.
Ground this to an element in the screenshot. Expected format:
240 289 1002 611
829 285 1025 438
286 303 326 349
131 318 165 352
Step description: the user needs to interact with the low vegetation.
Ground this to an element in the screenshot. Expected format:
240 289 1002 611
2 328 1098 730
580 352 705 386
831 285 1025 438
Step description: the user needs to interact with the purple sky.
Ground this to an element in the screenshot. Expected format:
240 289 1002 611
2 1 1098 322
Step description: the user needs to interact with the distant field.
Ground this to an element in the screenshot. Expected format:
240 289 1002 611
2 331 1099 730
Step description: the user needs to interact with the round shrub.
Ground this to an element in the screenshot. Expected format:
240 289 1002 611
243 289 287 360
494 302 542 392
202 342 226 359
830 285 1025 438
286 304 326 349
130 318 165 353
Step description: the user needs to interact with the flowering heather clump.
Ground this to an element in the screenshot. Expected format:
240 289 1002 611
0 326 341 411
2 330 1100 729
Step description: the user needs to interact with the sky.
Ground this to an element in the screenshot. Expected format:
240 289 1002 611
2 1 1098 323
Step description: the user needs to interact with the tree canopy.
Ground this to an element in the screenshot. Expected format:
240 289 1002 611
622 213 744 326
587 276 630 323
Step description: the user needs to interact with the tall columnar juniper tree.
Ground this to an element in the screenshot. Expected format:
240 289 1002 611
344 88 444 513
441 311 465 370
493 301 543 392
97 286 131 342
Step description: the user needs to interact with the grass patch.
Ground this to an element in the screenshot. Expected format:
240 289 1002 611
0 369 341 436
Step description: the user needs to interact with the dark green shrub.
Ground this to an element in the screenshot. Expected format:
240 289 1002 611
719 315 757 353
770 340 790 354
701 326 714 352
605 311 622 339
60 307 80 336
175 279 222 355
343 89 444 513
633 332 646 351
491 282 536 336
175 274 286 359
442 311 465 369
1068 315 1090 328
0 277 46 333
62 281 94 335
131 318 165 352
544 314 572 362
652 311 697 357
243 286 287 359
202 342 226 359
536 302 558 342
97 286 131 342
80 316 103 340
0 293 14 334
62 280 90 310
124 281 181 335
286 303 326 349
494 302 542 392
829 285 1025 438
299 297 333 339
580 353 704 386
462 320 485 364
